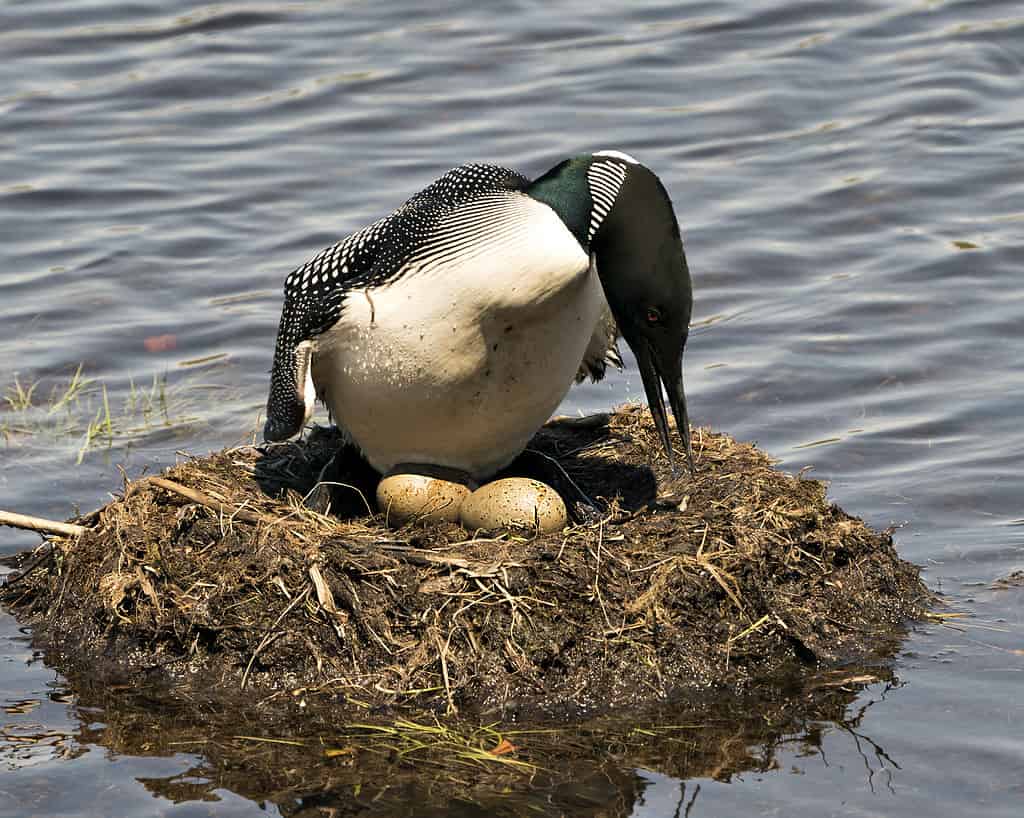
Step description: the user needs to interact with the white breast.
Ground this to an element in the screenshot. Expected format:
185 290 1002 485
310 194 601 480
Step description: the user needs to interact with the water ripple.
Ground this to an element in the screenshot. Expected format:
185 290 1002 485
2 0 1023 815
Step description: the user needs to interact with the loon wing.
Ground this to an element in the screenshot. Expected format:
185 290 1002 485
264 163 532 441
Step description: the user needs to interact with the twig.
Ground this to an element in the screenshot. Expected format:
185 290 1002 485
726 614 771 645
304 481 374 517
378 545 471 570
0 510 87 538
592 520 613 631
147 477 264 525
524 447 596 508
434 625 457 715
241 586 310 689
1 543 56 587
309 563 338 613
702 562 748 618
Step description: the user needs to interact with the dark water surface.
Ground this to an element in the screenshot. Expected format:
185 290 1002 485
2 0 1022 815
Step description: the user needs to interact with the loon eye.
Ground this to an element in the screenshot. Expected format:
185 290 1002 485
645 307 662 326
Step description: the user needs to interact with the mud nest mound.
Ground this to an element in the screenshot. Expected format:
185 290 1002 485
1 406 928 715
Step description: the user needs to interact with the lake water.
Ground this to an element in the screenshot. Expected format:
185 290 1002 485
2 0 1022 815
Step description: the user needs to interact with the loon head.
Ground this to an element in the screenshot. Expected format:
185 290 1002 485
530 150 695 474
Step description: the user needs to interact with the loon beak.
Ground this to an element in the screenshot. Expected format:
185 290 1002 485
635 340 694 477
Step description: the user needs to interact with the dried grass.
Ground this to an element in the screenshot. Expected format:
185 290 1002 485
1 405 928 715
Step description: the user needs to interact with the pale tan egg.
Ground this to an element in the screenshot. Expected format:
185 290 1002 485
459 478 568 533
376 474 470 527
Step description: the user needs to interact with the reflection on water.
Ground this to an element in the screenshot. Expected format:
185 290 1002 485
3 641 907 818
2 0 1024 815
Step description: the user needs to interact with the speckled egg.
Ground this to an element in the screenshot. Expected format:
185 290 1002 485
376 474 470 526
459 478 568 533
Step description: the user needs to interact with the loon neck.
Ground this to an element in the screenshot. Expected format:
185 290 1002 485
526 157 595 250
527 154 683 277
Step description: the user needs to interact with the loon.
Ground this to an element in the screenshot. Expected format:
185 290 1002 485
264 150 694 485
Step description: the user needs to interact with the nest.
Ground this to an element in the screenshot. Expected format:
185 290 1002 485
1 406 928 716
